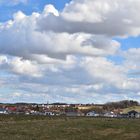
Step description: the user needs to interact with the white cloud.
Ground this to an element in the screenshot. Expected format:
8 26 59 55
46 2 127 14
63 0 112 23
38 0 140 37
12 92 22 97
0 8 120 60
81 57 125 86
80 56 140 92
43 5 59 16
10 57 43 77
0 1 139 103
0 55 43 77
0 0 28 6
123 48 140 70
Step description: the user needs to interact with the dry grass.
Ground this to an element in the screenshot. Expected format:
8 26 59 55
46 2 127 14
0 115 140 140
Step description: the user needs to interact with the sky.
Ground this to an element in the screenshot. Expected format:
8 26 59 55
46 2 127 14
0 0 140 104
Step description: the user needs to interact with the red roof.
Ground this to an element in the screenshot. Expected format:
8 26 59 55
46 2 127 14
6 106 17 111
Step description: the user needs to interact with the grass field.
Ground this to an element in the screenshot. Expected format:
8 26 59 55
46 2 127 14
0 115 140 140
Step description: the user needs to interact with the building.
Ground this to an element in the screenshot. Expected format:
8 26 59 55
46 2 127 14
6 106 17 114
118 113 128 118
104 111 117 118
86 111 99 117
45 111 55 116
66 111 84 117
136 113 140 118
0 108 7 114
128 110 138 118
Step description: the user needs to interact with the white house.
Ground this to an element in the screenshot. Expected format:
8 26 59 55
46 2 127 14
136 113 140 118
45 111 55 116
0 108 7 114
104 111 117 118
86 111 99 117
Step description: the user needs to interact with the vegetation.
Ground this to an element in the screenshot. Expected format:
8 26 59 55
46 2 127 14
103 100 139 110
0 115 140 140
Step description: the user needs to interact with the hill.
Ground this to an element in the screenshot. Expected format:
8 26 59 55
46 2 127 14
122 106 140 114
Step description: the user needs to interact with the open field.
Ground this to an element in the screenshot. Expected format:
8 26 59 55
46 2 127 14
0 115 140 140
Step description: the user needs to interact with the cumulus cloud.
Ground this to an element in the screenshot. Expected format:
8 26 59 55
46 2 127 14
80 56 140 92
38 0 140 37
0 55 43 77
80 57 125 87
124 48 140 68
0 8 120 60
122 48 140 77
0 0 139 103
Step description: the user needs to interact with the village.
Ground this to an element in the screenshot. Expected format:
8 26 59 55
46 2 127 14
0 100 140 118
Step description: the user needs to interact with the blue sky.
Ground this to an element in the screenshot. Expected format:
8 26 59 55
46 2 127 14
0 0 140 103
118 37 140 50
0 0 71 21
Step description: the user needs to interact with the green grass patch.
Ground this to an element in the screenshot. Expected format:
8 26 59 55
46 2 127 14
0 115 140 140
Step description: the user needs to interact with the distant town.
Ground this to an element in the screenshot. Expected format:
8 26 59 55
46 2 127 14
0 100 140 118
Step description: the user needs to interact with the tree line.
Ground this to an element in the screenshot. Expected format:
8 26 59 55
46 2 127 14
103 100 139 110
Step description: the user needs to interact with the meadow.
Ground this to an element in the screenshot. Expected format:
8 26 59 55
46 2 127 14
0 115 140 140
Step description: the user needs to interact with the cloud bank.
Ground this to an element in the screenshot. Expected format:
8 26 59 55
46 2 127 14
0 0 140 103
